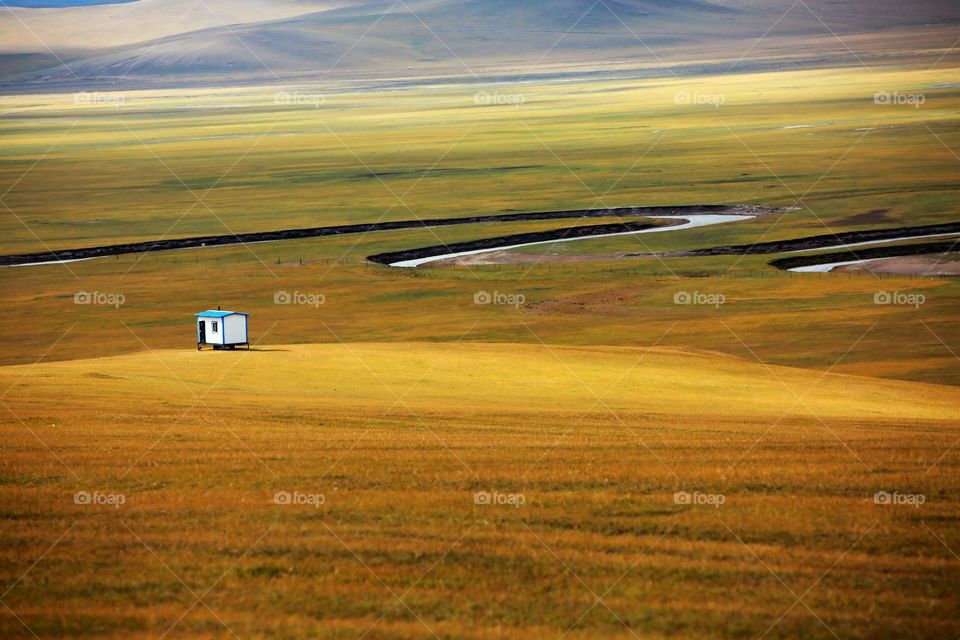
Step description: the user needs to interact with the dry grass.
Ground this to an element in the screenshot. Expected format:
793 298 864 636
1 343 959 639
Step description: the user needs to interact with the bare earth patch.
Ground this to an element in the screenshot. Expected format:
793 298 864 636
834 254 960 276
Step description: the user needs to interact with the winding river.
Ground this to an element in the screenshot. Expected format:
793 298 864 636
783 232 960 255
388 214 755 268
787 258 883 273
8 203 951 273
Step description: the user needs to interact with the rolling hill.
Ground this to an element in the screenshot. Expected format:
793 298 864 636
1 0 958 89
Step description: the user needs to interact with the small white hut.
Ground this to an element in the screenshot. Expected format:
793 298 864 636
195 310 249 350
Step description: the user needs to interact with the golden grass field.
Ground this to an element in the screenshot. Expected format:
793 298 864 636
2 343 960 639
1 59 960 638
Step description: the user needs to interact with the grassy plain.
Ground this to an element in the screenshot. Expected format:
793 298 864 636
1 66 958 255
1 60 959 639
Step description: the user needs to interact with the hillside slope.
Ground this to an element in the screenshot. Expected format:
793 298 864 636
1 0 958 88
5 342 960 420
3 342 960 638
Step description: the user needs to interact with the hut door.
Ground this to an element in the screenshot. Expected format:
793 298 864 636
198 321 206 344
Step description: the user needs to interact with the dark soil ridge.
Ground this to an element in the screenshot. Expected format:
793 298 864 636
1 205 767 267
651 221 960 258
769 240 960 271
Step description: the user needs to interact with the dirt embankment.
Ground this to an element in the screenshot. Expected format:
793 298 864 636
1 205 768 267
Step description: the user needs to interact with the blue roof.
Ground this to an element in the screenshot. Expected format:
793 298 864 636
196 310 248 318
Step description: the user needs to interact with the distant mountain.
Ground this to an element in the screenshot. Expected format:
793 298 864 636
0 0 346 52
1 0 957 90
3 0 136 7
